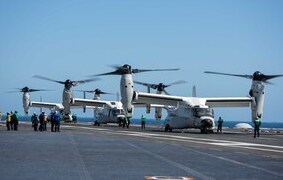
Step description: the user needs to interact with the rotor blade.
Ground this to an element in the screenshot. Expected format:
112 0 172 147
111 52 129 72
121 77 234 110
167 80 187 87
6 90 22 93
100 91 115 95
33 75 65 84
7 88 51 93
134 81 158 89
92 70 121 76
73 77 100 86
204 71 253 79
164 89 170 95
264 81 274 85
109 64 122 69
263 75 283 81
132 68 180 74
29 89 52 92
74 90 95 93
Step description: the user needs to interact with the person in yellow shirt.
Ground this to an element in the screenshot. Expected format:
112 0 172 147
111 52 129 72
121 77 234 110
6 112 11 131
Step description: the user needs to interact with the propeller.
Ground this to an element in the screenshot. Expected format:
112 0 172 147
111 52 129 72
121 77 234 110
76 88 114 95
204 71 283 84
134 80 187 95
8 87 51 93
33 75 100 88
92 64 180 76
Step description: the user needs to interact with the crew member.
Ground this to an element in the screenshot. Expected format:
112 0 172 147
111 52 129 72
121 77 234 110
122 117 128 128
43 112 48 131
141 115 146 130
10 111 14 130
11 111 19 131
50 111 56 132
217 116 224 133
54 112 61 132
31 112 39 131
6 112 11 131
254 116 261 138
39 112 45 131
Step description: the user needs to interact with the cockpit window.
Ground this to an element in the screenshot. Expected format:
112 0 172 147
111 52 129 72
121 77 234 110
194 107 214 117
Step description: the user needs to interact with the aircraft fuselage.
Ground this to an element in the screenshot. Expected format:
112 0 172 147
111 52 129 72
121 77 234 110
164 105 215 131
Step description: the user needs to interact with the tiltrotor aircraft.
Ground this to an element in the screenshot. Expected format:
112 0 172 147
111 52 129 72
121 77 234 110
72 88 125 126
10 86 63 115
134 80 187 120
23 75 99 119
132 71 283 133
90 64 180 118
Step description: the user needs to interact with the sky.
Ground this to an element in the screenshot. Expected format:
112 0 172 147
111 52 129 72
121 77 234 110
0 0 283 122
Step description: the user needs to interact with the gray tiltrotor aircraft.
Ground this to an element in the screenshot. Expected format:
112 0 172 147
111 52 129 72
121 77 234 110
91 64 180 118
28 75 99 119
72 88 125 125
132 71 283 133
9 86 61 115
134 80 187 120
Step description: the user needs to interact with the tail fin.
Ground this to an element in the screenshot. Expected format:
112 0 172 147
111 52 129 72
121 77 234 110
83 91 86 113
192 85 197 97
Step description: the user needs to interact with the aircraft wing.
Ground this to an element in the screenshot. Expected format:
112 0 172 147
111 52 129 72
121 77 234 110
133 92 184 106
70 98 110 108
204 97 253 107
29 101 64 110
133 102 166 108
134 91 253 108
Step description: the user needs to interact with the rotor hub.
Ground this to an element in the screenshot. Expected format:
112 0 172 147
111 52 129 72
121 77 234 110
157 83 166 91
22 87 30 92
253 71 265 81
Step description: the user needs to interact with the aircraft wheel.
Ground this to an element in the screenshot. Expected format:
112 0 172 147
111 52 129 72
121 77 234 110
165 124 169 132
94 121 100 126
200 125 208 134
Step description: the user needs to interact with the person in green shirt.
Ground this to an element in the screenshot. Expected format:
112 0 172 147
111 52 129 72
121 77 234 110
141 115 146 130
217 116 223 133
254 116 262 138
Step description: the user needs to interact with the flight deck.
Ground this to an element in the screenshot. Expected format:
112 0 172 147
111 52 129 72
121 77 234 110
0 122 282 180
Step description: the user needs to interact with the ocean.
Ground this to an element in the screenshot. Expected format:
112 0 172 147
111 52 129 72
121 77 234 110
7 115 283 129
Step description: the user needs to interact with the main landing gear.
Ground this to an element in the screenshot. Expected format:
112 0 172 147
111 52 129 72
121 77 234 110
165 124 172 132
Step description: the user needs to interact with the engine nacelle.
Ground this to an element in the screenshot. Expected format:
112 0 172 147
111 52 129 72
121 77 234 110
22 92 30 115
250 81 265 121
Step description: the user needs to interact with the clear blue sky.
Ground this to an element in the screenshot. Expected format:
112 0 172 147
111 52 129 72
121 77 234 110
0 0 282 122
